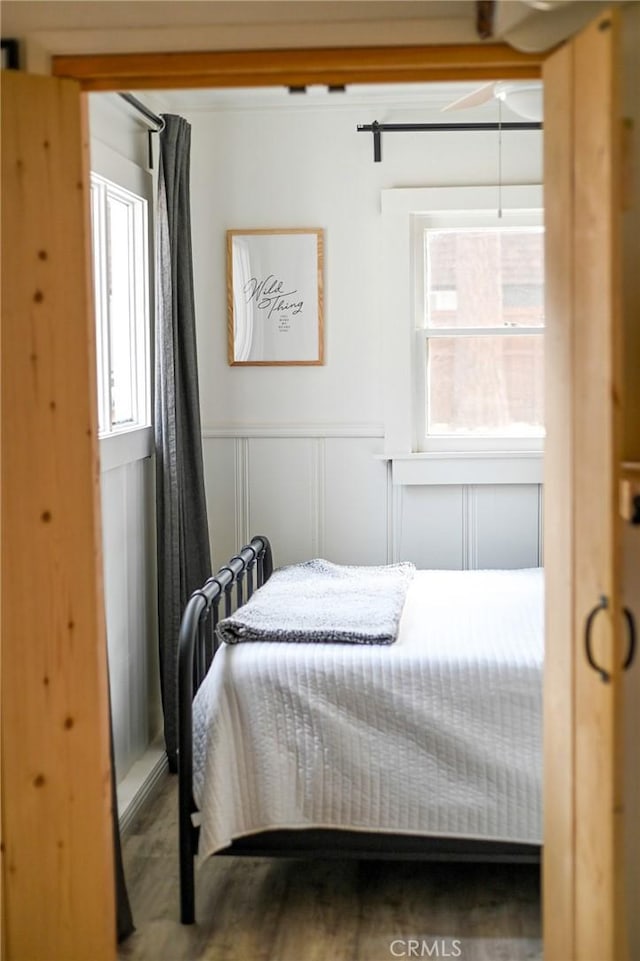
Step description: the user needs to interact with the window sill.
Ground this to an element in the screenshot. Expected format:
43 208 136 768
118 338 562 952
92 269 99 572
377 451 543 486
99 426 153 472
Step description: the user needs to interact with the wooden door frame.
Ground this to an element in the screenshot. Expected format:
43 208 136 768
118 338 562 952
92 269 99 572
1 71 116 961
45 33 581 959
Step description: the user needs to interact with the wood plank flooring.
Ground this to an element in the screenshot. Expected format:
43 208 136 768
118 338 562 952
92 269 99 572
119 776 541 961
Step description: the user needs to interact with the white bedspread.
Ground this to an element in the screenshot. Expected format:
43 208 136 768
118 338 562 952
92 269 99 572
192 567 543 860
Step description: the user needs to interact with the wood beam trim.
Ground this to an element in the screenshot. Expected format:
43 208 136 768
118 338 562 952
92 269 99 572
52 44 543 92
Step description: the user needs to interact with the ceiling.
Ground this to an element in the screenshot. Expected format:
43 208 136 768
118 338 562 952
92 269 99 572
2 0 610 56
1 1 475 33
132 80 529 115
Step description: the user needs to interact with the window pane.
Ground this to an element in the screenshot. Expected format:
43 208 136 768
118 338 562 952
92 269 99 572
425 228 544 329
90 183 107 435
427 335 544 436
106 195 136 427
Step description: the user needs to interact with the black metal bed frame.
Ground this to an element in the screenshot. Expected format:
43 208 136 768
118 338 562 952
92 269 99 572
177 536 540 924
178 535 274 924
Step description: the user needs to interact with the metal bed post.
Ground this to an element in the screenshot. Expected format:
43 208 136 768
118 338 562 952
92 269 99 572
177 595 206 924
177 536 272 924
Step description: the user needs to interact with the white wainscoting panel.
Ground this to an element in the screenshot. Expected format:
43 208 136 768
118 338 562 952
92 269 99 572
323 437 388 565
202 430 543 576
204 430 388 568
397 485 465 569
473 484 541 569
126 460 150 761
393 483 543 570
101 456 160 783
101 466 130 777
202 437 237 571
248 438 317 566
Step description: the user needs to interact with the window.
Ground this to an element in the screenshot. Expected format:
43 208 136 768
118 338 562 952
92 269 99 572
414 214 544 452
90 173 149 436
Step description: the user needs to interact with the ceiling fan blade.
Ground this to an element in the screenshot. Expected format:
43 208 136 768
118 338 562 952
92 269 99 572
441 82 496 113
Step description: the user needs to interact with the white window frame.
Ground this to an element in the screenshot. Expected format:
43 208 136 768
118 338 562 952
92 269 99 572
91 172 150 437
413 211 545 453
380 185 544 484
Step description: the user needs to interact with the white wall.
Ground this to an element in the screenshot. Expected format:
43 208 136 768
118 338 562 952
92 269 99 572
177 88 543 570
89 94 161 787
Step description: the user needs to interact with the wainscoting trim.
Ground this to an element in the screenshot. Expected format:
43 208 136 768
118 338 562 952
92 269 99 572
390 453 543 486
390 483 404 564
234 437 250 547
118 744 169 837
537 484 545 566
386 461 395 564
462 486 479 570
204 424 385 439
312 438 326 557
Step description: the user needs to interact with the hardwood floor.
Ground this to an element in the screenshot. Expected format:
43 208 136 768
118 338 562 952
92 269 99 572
119 776 541 961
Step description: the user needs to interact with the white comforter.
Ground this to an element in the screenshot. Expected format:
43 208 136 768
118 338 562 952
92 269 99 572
192 567 543 860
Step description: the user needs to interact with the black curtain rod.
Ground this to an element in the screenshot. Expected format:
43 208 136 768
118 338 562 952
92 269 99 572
119 92 165 132
357 120 542 163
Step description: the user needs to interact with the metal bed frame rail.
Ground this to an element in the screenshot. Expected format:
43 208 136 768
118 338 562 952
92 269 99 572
177 535 273 924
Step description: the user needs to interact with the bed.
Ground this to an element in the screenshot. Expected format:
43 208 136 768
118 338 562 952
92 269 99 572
177 536 543 924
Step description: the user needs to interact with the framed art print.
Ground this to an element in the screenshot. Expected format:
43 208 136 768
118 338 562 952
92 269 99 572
227 228 324 365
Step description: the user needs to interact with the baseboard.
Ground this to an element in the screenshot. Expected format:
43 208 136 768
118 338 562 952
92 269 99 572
118 739 169 837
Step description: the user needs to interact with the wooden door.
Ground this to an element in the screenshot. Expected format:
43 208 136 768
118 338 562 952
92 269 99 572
543 8 629 961
1 72 116 960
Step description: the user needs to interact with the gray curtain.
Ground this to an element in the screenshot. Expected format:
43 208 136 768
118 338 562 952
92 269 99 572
155 114 211 770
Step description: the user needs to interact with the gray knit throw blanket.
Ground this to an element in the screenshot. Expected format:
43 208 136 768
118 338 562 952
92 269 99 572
216 558 416 646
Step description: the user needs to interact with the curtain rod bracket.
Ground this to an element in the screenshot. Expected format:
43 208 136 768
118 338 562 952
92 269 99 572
372 121 381 163
118 93 165 168
118 93 165 169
